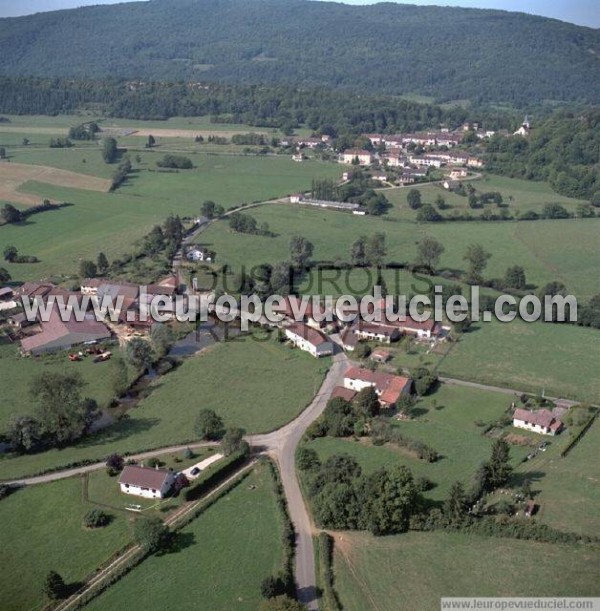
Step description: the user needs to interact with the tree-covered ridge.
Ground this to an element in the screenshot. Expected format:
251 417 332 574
0 76 516 131
485 110 600 199
0 0 598 106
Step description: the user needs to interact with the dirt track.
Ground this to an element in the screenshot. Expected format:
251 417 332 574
0 161 112 205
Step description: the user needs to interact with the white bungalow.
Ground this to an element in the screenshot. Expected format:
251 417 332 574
118 465 177 499
285 322 333 358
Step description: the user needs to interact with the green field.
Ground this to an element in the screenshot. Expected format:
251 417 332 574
0 334 327 480
514 418 600 538
304 384 531 501
333 531 600 611
1 155 342 282
0 342 132 429
384 174 587 219
85 462 283 611
0 477 130 611
199 202 600 299
438 319 600 403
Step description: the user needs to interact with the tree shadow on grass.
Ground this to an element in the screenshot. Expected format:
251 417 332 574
160 531 196 556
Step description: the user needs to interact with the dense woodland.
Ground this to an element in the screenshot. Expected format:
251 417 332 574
485 110 600 200
0 0 598 106
0 76 516 132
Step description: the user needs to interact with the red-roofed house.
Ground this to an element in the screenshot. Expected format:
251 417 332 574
330 385 358 403
353 321 400 344
119 465 176 499
285 322 333 358
343 367 412 408
340 149 373 166
391 316 440 339
513 408 563 436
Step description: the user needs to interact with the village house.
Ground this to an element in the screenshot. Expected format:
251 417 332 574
330 385 358 402
290 194 304 203
449 168 468 179
285 322 333 358
409 155 444 168
353 321 400 344
118 465 177 499
383 152 406 168
8 312 35 330
466 157 484 168
292 153 304 162
340 149 373 166
186 247 213 262
80 278 103 295
370 348 392 363
342 367 412 408
513 408 563 436
392 316 440 339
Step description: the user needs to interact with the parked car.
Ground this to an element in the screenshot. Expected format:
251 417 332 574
190 467 200 476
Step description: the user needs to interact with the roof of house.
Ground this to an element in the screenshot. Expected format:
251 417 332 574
371 348 391 361
356 321 398 337
513 408 559 429
0 287 14 298
275 296 319 319
158 275 179 289
9 312 29 324
17 282 55 299
344 367 411 404
81 278 104 288
343 148 371 156
391 316 438 332
20 306 111 353
340 325 359 348
286 322 330 348
330 385 358 402
118 465 173 489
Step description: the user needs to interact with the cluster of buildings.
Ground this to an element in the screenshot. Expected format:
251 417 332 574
2 274 180 355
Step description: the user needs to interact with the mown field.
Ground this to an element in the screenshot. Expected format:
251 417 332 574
0 154 341 282
85 462 283 611
438 318 600 403
199 202 600 299
0 476 130 611
383 174 587 219
514 418 600 538
0 342 132 429
332 530 600 611
0 333 327 480
304 384 531 501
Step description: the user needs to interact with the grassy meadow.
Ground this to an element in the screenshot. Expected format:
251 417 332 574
304 384 531 501
199 202 600 299
85 462 284 611
332 530 600 611
437 318 600 403
0 476 130 611
514 418 600 538
0 333 327 480
0 342 132 429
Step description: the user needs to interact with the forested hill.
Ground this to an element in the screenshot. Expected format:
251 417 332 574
0 0 598 106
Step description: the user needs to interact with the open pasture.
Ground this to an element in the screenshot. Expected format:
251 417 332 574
333 530 600 611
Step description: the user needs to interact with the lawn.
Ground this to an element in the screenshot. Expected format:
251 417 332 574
1 154 342 282
304 384 530 501
0 342 132 429
0 333 327 480
85 461 283 611
0 477 130 611
200 202 600 299
332 530 600 611
513 418 600 538
438 318 600 403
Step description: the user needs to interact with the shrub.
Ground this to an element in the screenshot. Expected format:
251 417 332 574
83 508 111 528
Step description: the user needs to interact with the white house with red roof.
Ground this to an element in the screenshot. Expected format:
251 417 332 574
513 408 563 436
340 149 373 166
343 367 412 408
392 316 440 339
285 322 333 358
119 465 176 499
